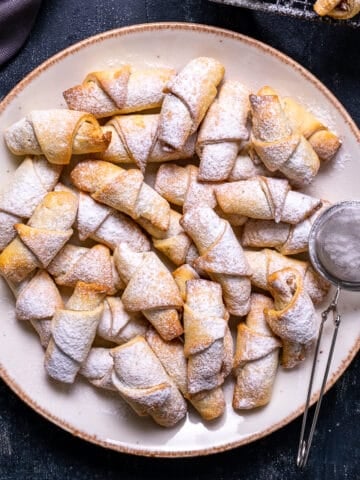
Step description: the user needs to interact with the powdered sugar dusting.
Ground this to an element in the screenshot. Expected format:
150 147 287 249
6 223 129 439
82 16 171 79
197 81 250 181
80 347 116 391
233 293 280 409
181 207 251 315
244 248 329 305
77 192 150 252
0 157 61 218
265 268 317 345
77 192 111 240
111 337 187 427
15 270 63 321
115 243 183 340
184 279 232 395
0 54 347 426
55 244 118 294
330 151 351 172
295 96 338 132
64 66 175 118
97 296 148 344
158 57 224 149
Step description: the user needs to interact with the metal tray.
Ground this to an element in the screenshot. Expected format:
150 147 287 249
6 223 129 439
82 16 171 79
212 0 360 27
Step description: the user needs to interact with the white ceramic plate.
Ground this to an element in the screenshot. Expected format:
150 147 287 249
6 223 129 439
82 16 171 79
0 23 359 458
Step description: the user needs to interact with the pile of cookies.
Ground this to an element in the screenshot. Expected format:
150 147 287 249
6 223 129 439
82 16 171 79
0 57 339 427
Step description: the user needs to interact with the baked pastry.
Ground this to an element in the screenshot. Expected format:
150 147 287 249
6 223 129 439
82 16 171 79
215 176 322 224
63 66 176 118
0 156 62 251
154 164 247 226
5 110 110 164
196 81 250 181
233 294 281 410
107 186 195 266
0 190 78 284
158 57 225 150
280 94 341 161
111 336 187 427
155 164 216 210
82 327 226 421
97 296 148 344
123 146 268 200
264 268 317 368
181 207 252 316
228 149 274 181
70 160 170 233
114 243 183 341
48 244 122 294
80 347 116 391
242 201 331 255
146 327 226 421
15 270 63 348
0 56 342 427
45 282 106 383
79 318 147 391
76 191 151 252
172 263 200 300
314 0 360 19
149 209 195 267
184 279 233 396
101 114 196 171
250 88 320 186
244 248 330 305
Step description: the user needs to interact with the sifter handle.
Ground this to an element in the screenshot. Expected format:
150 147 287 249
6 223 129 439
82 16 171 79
297 286 341 468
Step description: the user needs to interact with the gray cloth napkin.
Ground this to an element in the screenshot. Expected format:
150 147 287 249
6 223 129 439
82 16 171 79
0 0 42 66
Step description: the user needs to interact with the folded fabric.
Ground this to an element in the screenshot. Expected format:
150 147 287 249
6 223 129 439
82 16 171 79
0 0 42 66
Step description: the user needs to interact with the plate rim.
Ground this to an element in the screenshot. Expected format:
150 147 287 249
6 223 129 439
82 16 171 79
0 21 359 458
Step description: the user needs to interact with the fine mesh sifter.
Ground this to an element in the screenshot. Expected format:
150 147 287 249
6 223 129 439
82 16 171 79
297 200 360 468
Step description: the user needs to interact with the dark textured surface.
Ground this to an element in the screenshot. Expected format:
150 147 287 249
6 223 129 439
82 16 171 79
0 0 42 66
0 1 359 479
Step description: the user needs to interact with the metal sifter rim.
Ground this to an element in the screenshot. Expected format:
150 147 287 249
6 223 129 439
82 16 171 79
308 200 360 292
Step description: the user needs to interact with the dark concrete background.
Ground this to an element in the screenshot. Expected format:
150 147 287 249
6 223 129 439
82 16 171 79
0 1 359 479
